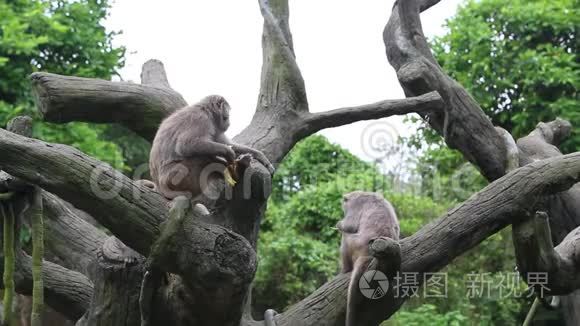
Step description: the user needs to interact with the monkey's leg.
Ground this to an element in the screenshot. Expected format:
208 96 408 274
30 188 44 326
1 202 15 326
176 140 235 163
264 309 278 326
346 256 374 326
230 144 275 173
340 239 353 274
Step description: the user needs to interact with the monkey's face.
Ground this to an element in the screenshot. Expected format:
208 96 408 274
217 103 231 131
203 95 231 132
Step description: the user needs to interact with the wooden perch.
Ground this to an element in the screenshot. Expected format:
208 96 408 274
42 191 108 276
300 91 444 136
30 60 187 142
0 128 261 323
0 249 93 321
513 211 580 296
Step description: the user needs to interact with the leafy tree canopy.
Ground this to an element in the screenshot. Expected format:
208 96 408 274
0 0 127 169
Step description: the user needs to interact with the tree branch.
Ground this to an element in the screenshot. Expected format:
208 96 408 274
30 63 186 142
272 152 580 325
233 0 308 162
42 191 107 276
513 211 580 296
384 0 507 180
300 91 443 136
0 128 262 323
0 250 93 321
0 127 164 254
140 59 172 88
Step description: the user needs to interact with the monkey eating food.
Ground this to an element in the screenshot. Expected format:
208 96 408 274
149 95 275 200
336 191 400 326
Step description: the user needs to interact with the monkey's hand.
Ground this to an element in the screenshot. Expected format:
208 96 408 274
230 144 275 174
225 145 236 164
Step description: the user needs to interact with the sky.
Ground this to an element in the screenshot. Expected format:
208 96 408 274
105 0 463 162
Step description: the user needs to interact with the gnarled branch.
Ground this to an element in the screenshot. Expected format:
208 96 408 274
0 249 93 321
384 0 507 180
513 211 580 296
30 60 186 142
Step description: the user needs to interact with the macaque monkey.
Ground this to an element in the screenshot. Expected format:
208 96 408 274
336 191 400 326
149 95 275 200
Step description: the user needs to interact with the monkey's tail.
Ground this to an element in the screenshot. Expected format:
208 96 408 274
346 257 373 326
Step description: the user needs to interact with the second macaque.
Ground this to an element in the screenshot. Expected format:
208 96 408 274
336 191 400 326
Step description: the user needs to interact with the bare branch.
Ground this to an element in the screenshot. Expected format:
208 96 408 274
233 0 308 162
140 59 172 88
301 91 443 136
30 65 186 142
513 212 580 296
384 0 507 180
2 251 93 320
256 0 306 111
43 191 107 276
0 127 164 254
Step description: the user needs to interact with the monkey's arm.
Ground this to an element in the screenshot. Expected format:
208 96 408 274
229 143 275 174
176 139 235 163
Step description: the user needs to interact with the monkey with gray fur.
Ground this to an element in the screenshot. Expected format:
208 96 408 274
336 191 400 326
149 95 275 200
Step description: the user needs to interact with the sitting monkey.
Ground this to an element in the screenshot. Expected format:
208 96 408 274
336 191 400 326
149 95 275 200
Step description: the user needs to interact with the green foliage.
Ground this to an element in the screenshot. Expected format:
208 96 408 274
271 135 381 201
386 304 468 326
0 0 127 170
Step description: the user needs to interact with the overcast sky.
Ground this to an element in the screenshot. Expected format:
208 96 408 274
105 0 463 161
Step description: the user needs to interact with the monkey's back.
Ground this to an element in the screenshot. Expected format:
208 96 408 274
149 105 217 199
358 198 399 241
339 192 400 269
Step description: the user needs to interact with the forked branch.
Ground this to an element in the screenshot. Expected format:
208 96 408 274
384 0 507 180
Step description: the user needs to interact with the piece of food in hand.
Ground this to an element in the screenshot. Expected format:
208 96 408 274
224 162 239 186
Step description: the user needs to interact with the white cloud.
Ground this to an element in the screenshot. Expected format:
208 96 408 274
105 0 462 161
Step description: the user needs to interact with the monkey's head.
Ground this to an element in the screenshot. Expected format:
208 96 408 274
342 191 384 213
200 95 231 132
